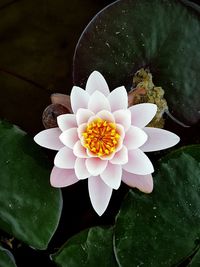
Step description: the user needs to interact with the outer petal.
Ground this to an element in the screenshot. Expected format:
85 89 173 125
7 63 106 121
86 157 108 176
140 127 180 152
59 128 78 149
70 86 89 113
76 108 94 125
122 170 153 193
54 146 76 169
129 103 157 128
100 162 122 189
50 166 78 188
96 110 115 122
88 176 112 216
124 126 148 150
108 86 128 112
75 158 90 180
57 114 77 132
110 146 128 165
88 91 111 113
113 109 131 131
123 149 154 175
73 141 89 158
34 128 63 150
86 71 110 96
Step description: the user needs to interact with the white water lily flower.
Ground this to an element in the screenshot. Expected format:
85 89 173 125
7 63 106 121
34 71 180 216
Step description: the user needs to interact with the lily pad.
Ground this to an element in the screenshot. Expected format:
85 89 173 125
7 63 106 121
0 246 17 267
52 226 118 267
114 145 200 266
0 121 62 249
73 0 200 125
188 249 200 266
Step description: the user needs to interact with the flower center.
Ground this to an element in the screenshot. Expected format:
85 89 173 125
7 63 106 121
82 118 120 157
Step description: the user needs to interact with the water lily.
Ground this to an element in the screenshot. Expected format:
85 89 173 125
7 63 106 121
34 71 180 216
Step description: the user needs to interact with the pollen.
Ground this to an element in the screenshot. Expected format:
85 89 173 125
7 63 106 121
82 118 120 157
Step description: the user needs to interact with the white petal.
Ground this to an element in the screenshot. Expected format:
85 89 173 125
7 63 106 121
88 176 112 216
86 149 115 161
70 86 89 113
86 148 98 158
115 124 125 152
59 128 78 149
54 146 76 169
100 162 122 189
76 108 94 125
122 170 153 193
73 141 89 158
87 115 98 124
123 149 154 175
50 166 78 188
115 138 123 153
57 114 77 132
116 123 125 139
34 128 63 150
86 71 110 96
86 158 108 176
110 146 128 165
77 123 87 139
99 152 115 161
108 86 128 112
140 127 180 152
129 103 157 128
75 158 90 180
113 109 131 131
96 110 115 122
88 91 111 113
124 126 148 150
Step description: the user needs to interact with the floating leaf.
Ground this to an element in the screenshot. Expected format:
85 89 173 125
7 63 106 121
188 249 200 266
114 145 200 266
73 0 200 125
0 246 17 267
0 121 62 249
52 226 118 267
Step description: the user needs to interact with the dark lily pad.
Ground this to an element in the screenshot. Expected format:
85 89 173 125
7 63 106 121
73 0 200 125
188 248 200 266
0 121 62 249
52 226 118 267
114 145 200 266
0 246 17 267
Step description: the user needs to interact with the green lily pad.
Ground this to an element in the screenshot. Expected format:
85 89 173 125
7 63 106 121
52 226 118 267
0 246 17 267
114 145 200 266
73 0 200 125
188 249 200 266
0 121 62 249
0 0 112 133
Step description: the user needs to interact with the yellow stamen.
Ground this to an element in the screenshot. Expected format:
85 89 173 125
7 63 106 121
82 118 120 157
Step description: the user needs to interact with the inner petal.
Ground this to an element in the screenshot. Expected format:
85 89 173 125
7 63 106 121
81 117 121 158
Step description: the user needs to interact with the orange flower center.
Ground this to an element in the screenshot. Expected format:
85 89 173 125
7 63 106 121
82 118 120 157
